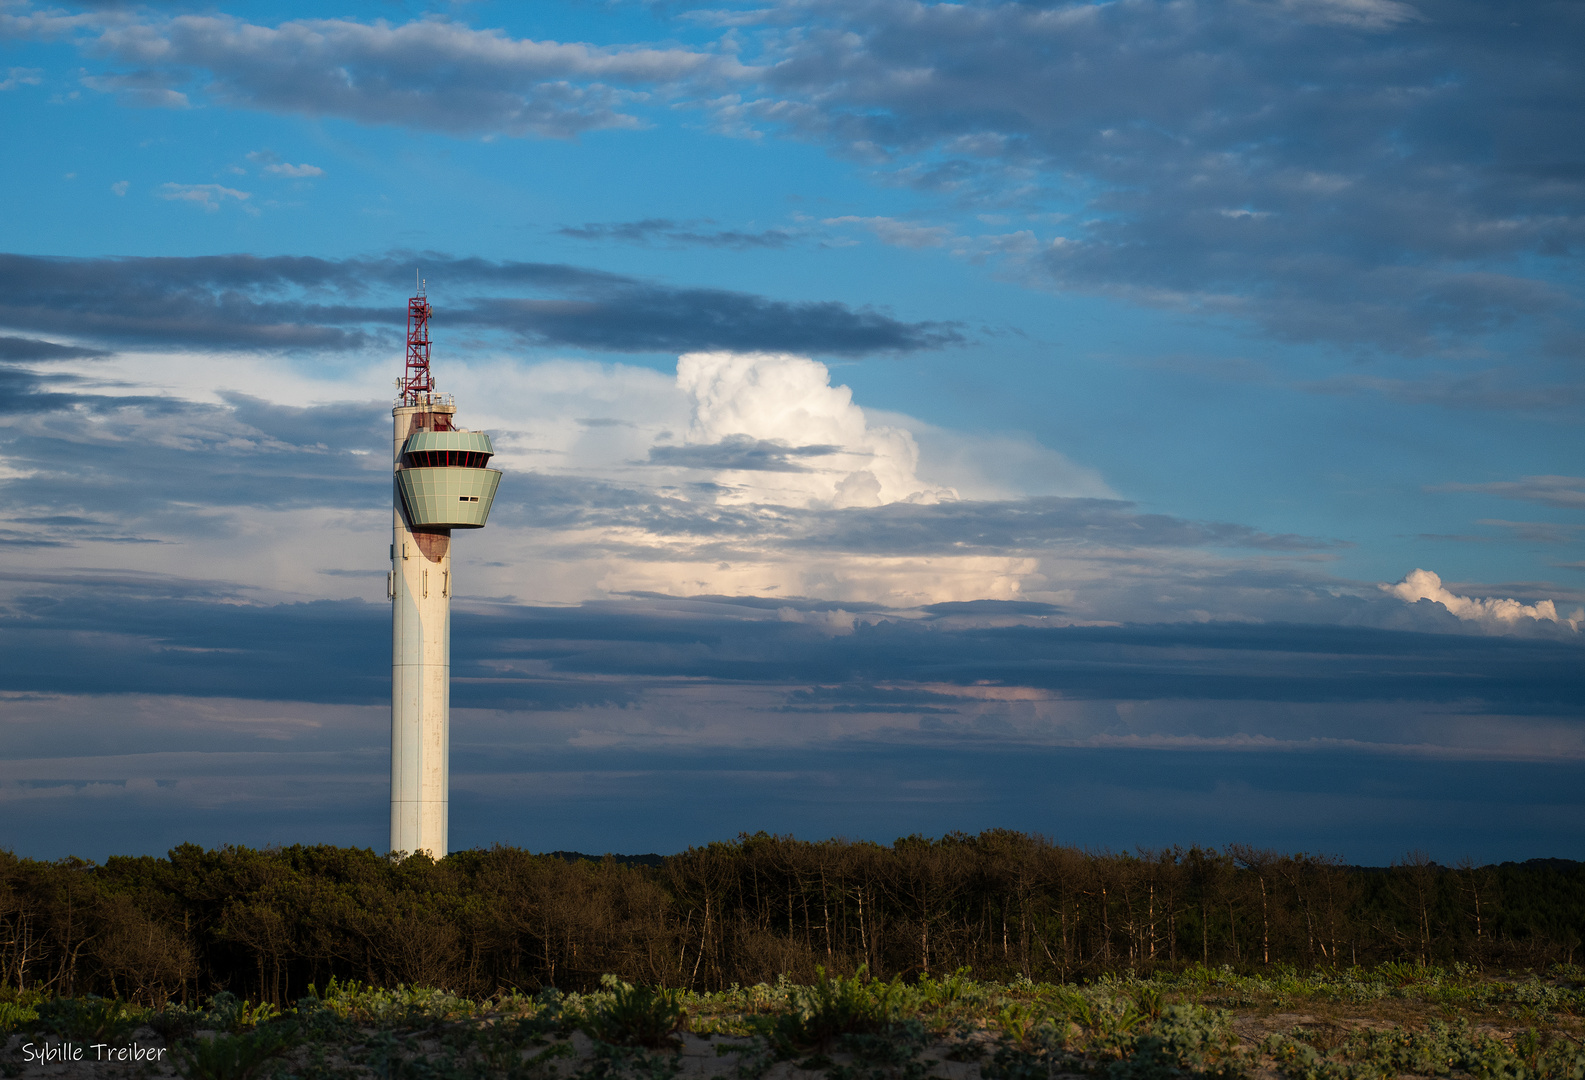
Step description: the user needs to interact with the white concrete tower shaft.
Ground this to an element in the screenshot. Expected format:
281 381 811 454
387 287 502 860
390 401 455 858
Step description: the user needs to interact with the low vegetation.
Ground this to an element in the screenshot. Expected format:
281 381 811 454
4 833 1583 1076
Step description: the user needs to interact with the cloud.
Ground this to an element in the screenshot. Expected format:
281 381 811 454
0 336 110 361
18 2 1583 359
79 70 188 108
824 216 956 249
1276 0 1422 30
245 149 323 177
648 435 841 473
672 351 955 507
558 219 797 249
1 579 1580 714
0 253 960 357
458 289 961 355
1381 568 1577 630
110 180 128 196
1473 520 1585 545
1304 372 1585 414
0 362 101 415
0 340 1366 618
84 12 743 138
0 67 43 90
729 0 1585 357
157 182 250 211
5 672 1583 863
1433 476 1585 511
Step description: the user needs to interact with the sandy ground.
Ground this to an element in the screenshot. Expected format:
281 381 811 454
6 1027 993 1080
4 1007 1562 1080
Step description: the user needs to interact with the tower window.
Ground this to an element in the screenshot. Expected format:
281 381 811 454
406 449 492 469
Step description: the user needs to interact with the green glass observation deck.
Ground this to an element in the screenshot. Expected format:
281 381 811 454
396 430 502 528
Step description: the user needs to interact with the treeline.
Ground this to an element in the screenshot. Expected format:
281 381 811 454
1 832 1581 1006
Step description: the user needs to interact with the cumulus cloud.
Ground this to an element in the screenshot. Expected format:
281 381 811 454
1382 569 1579 630
673 351 955 508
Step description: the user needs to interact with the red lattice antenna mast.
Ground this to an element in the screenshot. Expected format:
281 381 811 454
401 276 434 404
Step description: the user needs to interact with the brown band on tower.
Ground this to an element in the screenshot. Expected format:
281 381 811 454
413 530 450 562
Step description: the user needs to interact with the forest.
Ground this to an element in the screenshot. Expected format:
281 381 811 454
1 831 1581 1007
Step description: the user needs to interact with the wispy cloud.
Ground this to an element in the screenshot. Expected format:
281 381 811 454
0 67 43 91
1306 373 1585 414
157 182 251 212
84 12 745 138
79 71 188 109
558 218 797 249
824 216 956 249
1432 476 1585 511
245 150 323 177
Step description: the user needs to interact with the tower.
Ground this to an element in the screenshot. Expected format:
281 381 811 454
389 283 502 858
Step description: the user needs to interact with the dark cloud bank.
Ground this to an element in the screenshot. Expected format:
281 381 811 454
1 584 1581 862
4 586 1579 711
0 253 960 357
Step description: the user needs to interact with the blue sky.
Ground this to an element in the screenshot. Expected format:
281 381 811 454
0 0 1581 864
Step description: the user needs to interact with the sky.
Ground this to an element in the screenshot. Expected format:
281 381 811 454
0 0 1581 866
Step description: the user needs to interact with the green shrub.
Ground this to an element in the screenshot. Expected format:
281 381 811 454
983 1023 1083 1080
581 979 688 1050
573 1041 684 1080
202 992 280 1034
0 1000 39 1035
827 1019 937 1080
34 996 143 1043
1109 1005 1245 1080
752 967 906 1055
1265 1019 1585 1080
174 1023 297 1080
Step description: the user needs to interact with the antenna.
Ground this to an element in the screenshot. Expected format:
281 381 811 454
400 283 433 404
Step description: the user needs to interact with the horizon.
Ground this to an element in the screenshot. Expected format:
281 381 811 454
9 835 1584 874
